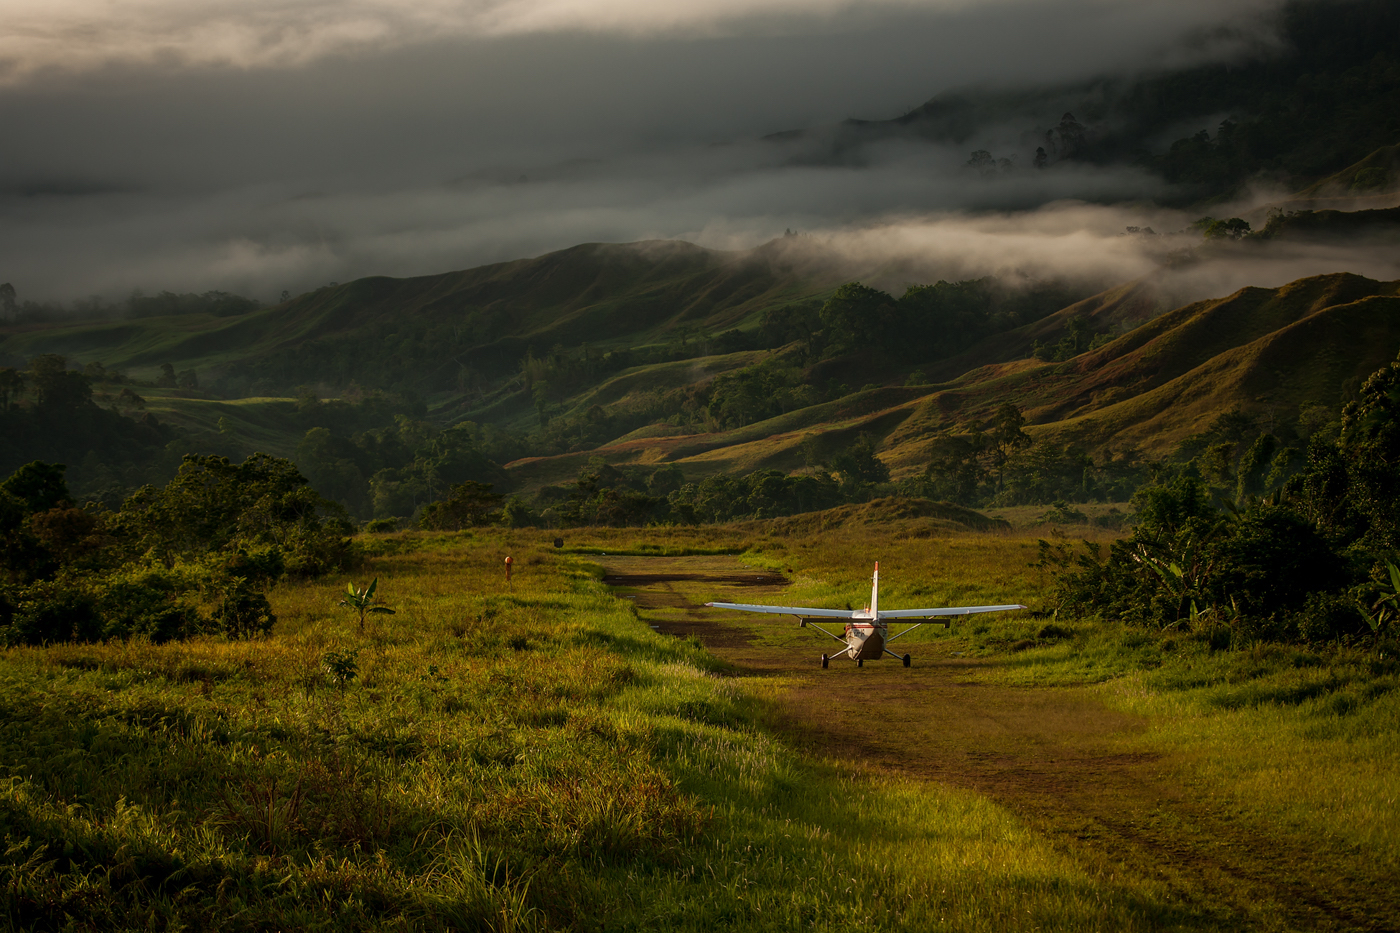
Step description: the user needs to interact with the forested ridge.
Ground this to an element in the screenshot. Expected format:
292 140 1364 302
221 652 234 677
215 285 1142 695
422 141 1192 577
879 0 1400 200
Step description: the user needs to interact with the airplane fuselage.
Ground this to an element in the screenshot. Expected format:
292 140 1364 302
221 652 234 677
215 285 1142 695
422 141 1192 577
844 615 887 660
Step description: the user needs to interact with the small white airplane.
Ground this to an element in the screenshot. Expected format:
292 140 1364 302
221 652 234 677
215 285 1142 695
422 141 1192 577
706 562 1025 668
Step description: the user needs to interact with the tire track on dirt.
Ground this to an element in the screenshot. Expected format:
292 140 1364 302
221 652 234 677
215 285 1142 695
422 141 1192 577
600 555 1396 932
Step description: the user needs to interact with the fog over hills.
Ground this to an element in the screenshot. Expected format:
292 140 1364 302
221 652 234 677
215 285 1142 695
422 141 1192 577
0 0 1366 302
2 0 1400 519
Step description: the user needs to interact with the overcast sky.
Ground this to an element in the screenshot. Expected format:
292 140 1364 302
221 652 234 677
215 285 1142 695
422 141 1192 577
0 0 1290 302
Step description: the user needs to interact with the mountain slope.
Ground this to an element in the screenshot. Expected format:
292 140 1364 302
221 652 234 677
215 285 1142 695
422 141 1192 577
770 0 1400 203
0 239 840 393
501 271 1400 490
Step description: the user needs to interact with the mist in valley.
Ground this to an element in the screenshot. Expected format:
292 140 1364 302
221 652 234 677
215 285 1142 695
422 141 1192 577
0 0 1343 308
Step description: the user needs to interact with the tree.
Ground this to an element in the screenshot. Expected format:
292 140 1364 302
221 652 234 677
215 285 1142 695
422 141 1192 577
117 453 346 573
28 355 91 411
420 480 502 530
829 433 891 488
818 283 899 354
1202 217 1251 240
966 150 995 175
1055 113 1086 154
1304 348 1400 549
0 283 15 319
902 432 985 505
500 497 536 528
0 369 22 411
986 404 1032 494
1 461 72 513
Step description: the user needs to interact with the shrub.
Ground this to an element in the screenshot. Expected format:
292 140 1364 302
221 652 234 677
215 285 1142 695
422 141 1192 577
213 586 276 639
1296 591 1368 645
1207 507 1345 622
95 575 205 643
1 584 102 646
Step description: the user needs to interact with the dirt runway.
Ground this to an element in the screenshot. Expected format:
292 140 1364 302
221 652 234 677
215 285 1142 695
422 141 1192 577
600 555 1395 933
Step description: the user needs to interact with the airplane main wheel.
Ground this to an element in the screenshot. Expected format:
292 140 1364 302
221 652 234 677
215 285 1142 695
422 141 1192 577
821 654 829 669
902 654 911 668
857 659 864 668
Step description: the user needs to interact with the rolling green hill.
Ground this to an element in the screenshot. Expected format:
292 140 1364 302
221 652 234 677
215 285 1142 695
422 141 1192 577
502 270 1400 492
6 221 1400 519
0 239 840 398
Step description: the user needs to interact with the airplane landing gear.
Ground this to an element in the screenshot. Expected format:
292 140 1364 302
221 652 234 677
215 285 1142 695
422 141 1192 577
902 653 911 668
857 659 864 667
821 654 829 669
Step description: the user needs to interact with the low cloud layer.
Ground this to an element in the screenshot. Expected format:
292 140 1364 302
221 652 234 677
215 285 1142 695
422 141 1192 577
0 137 1177 301
0 0 1335 312
802 204 1400 306
2 0 1279 78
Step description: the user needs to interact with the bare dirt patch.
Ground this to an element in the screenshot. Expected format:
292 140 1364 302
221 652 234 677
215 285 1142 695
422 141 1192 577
599 554 1396 932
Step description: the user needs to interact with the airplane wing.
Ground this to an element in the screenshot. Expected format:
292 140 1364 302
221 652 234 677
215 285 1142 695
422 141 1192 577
705 601 855 618
879 605 1026 618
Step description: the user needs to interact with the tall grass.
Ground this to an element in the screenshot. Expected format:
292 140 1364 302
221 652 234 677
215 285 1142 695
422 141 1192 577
0 527 1225 931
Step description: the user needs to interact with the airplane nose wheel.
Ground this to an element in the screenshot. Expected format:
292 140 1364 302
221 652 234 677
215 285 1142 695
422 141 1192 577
821 654 829 669
903 653 911 668
857 659 863 667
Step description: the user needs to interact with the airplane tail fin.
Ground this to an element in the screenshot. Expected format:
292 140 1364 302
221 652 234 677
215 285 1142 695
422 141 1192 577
871 562 879 618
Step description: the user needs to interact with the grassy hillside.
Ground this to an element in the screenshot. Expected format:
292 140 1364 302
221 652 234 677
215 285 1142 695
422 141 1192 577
0 240 840 395
7 220 1400 518
1296 143 1400 199
507 271 1400 491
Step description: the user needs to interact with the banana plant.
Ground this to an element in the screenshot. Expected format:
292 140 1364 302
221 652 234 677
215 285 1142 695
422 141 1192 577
340 578 396 632
1359 561 1400 644
1132 533 1219 628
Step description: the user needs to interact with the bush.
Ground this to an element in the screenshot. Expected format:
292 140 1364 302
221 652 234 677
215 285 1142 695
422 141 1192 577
1207 507 1346 622
213 586 276 639
1 584 102 646
1296 591 1368 645
95 576 205 643
1042 483 1351 640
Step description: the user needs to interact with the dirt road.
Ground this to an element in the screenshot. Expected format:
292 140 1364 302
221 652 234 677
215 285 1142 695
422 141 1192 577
600 555 1395 933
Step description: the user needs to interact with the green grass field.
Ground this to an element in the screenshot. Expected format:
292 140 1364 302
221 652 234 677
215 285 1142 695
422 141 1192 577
2 521 1396 930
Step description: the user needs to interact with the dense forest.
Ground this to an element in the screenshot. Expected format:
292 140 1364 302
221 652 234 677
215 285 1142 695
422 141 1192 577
1041 346 1400 648
1102 0 1400 196
893 0 1400 201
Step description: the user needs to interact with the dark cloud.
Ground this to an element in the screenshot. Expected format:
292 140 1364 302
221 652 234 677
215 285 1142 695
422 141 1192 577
0 0 1298 301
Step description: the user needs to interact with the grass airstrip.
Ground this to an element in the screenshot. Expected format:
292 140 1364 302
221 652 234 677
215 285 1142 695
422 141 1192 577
1 518 1397 931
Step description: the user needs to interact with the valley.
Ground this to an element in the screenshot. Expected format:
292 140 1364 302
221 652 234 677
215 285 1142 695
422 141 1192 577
3 2 1400 928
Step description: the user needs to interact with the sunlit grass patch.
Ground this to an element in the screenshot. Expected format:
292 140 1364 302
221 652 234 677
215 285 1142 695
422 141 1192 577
1095 648 1400 868
0 526 1229 930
